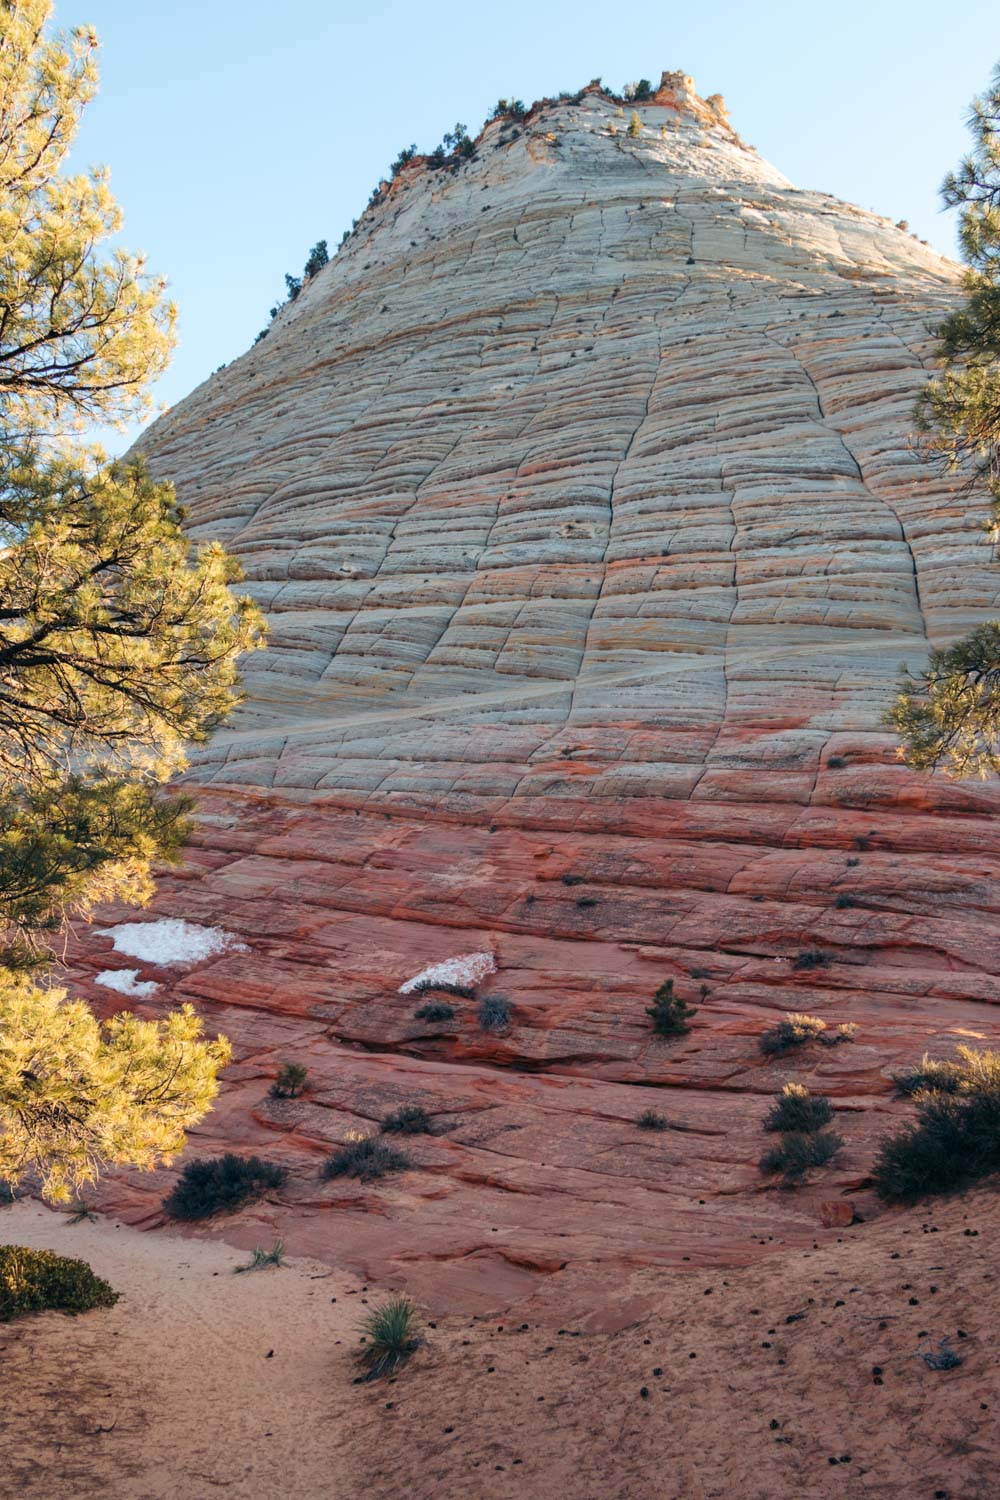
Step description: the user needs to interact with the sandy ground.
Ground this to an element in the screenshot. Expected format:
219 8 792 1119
2 1193 999 1500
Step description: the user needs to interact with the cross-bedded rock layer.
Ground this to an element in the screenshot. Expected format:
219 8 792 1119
73 75 1000 1306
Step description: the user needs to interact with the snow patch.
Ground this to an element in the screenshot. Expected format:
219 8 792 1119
95 969 160 999
399 950 496 995
97 918 246 967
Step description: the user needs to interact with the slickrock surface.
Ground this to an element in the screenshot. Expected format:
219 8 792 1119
71 75 1000 1304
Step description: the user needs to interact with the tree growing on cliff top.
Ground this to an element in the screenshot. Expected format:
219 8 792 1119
0 2 259 1196
891 63 1000 775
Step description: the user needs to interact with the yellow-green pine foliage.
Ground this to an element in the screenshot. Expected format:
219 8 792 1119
0 452 264 794
627 111 642 138
0 968 231 1201
0 0 175 435
891 63 1000 775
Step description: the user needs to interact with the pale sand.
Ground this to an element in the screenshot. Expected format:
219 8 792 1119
2 1192 999 1499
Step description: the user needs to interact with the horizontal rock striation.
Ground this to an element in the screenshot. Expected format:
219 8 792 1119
74 76 1000 1304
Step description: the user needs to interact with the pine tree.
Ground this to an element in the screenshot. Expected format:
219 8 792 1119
891 63 1000 775
0 2 261 1197
627 111 642 138
0 973 230 1202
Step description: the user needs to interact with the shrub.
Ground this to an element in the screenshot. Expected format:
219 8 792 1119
390 144 417 175
891 1054 967 1097
819 1022 859 1047
763 1084 834 1134
302 240 329 279
630 79 653 101
235 1240 285 1273
834 893 857 909
0 1245 118 1321
646 979 696 1037
270 1062 308 1098
627 111 642 138
410 979 474 998
164 1154 287 1220
479 995 512 1032
381 1106 434 1135
874 1048 1000 1202
357 1295 422 1380
322 1137 410 1182
793 949 831 970
488 98 526 121
414 1002 455 1022
759 1012 827 1056
827 755 848 768
760 1130 843 1181
636 1110 668 1131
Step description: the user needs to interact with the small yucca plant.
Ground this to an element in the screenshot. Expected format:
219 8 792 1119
234 1240 285 1273
357 1295 422 1380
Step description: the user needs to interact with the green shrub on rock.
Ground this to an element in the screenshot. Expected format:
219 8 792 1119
323 1137 410 1182
646 980 696 1037
759 1012 827 1056
763 1084 834 1134
874 1047 1000 1201
164 1154 287 1220
760 1130 843 1182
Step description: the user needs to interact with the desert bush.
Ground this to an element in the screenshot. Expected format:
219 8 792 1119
164 1154 287 1220
627 111 642 138
380 1106 434 1135
390 144 417 175
646 979 696 1038
819 1022 859 1047
759 1012 827 1056
763 1084 834 1134
413 1002 455 1022
302 240 329 279
322 1137 410 1182
891 1054 967 1097
357 1295 422 1380
479 996 512 1032
827 755 848 768
488 98 526 121
793 949 832 970
760 1130 843 1182
834 893 857 909
270 1062 308 1098
0 1245 118 1321
410 979 474 998
874 1048 1000 1201
636 1110 668 1131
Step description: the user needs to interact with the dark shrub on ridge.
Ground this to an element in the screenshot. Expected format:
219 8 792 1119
381 1106 434 1135
323 1137 410 1182
874 1048 1000 1202
164 1154 287 1220
760 1131 843 1182
763 1084 834 1134
646 979 696 1037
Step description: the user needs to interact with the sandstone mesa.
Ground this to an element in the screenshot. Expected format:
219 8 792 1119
70 72 1000 1311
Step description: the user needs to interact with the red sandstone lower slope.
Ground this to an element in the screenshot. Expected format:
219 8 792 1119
68 770 1000 1308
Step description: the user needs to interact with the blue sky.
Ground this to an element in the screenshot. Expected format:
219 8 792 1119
64 0 997 450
